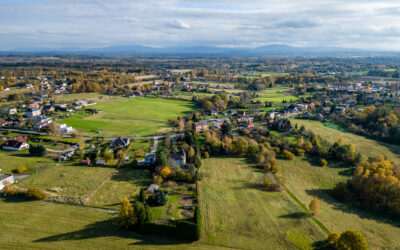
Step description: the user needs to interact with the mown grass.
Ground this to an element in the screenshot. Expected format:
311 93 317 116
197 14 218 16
60 97 194 137
198 157 325 249
279 156 400 249
0 150 53 173
20 164 115 196
253 87 298 104
0 199 214 249
291 119 400 162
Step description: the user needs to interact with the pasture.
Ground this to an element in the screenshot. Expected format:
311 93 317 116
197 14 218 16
0 150 52 174
198 157 325 249
253 86 299 104
291 119 400 162
60 97 194 137
20 164 115 196
0 199 214 249
279 156 400 249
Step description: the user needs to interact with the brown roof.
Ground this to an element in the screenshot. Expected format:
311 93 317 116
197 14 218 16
2 140 24 149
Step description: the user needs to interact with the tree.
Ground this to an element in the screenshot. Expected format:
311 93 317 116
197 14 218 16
139 188 146 203
309 197 320 215
281 150 295 160
319 158 327 167
115 148 125 159
232 138 248 155
187 147 195 162
29 144 46 156
336 230 368 250
153 190 167 206
160 166 171 178
118 197 135 229
132 201 152 228
221 121 232 135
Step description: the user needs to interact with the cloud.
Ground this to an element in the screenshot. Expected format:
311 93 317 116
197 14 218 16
1 0 400 50
167 19 191 29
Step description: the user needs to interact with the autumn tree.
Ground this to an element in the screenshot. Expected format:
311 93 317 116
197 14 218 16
118 197 135 229
309 197 320 215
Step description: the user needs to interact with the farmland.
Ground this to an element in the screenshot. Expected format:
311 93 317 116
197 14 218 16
0 199 216 249
198 157 325 249
291 119 400 162
253 87 298 104
0 150 53 173
60 97 194 136
279 156 400 249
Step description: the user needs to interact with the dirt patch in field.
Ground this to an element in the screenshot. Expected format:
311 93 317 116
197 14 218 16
178 194 194 205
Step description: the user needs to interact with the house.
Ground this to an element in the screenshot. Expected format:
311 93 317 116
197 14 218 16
58 150 74 161
4 108 17 115
238 116 254 124
25 107 41 118
147 184 159 193
54 104 67 111
144 153 156 164
95 159 106 166
295 104 308 111
0 174 14 191
2 139 29 151
29 103 40 108
192 120 209 132
81 159 91 165
303 112 314 119
110 137 130 149
237 110 246 116
0 118 9 127
170 149 186 167
210 118 230 129
43 105 55 113
59 123 74 134
73 100 88 107
210 110 218 116
316 113 325 121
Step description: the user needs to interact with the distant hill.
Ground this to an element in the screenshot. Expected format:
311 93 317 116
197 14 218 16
1 44 397 57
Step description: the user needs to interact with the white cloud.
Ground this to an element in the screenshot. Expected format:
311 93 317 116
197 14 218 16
0 0 400 50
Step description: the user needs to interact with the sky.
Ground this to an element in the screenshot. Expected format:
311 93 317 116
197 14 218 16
1 0 400 50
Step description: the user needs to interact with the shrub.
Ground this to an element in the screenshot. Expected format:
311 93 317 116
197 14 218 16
336 230 368 250
327 232 340 246
294 148 305 156
319 158 327 167
153 175 163 185
132 201 152 228
203 151 210 158
263 173 282 191
13 166 27 174
2 181 17 196
26 187 47 200
194 206 202 240
118 197 134 229
281 150 295 160
139 188 146 203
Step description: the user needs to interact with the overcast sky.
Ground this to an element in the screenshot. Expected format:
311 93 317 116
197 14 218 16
1 0 400 50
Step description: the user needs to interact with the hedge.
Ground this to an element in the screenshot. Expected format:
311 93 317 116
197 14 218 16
139 220 199 241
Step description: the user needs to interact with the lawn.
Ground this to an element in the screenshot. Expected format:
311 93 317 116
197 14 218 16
0 150 53 174
56 92 109 103
279 156 400 249
0 199 215 249
87 168 152 210
253 86 298 104
60 97 194 137
20 164 116 196
198 157 325 249
291 119 400 162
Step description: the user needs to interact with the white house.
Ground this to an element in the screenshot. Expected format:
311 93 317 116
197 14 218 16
2 139 29 151
25 108 41 118
59 123 74 134
4 108 17 115
0 174 14 190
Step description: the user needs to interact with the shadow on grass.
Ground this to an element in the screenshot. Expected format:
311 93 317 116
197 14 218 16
300 155 355 177
306 188 400 228
111 168 151 187
33 218 190 246
278 212 310 219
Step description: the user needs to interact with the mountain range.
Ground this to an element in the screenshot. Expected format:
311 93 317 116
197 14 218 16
1 44 397 57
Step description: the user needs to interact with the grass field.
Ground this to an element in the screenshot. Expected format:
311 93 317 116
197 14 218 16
198 157 325 249
60 97 194 137
0 150 53 173
279 156 400 249
253 87 299 104
0 199 217 249
87 168 152 209
20 164 115 196
56 93 109 103
291 119 400 162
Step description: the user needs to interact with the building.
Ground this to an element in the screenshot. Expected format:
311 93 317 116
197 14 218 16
25 107 41 118
110 137 130 149
238 116 254 124
0 174 14 190
59 123 74 134
2 139 29 151
29 103 40 108
192 120 209 132
4 108 17 115
0 118 9 127
170 149 186 167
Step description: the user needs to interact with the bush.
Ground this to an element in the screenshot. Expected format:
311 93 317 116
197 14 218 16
26 187 47 200
294 148 305 156
281 150 295 160
13 166 27 174
332 182 351 202
319 158 327 167
139 188 146 203
2 181 17 196
152 190 167 206
327 232 340 246
336 230 368 250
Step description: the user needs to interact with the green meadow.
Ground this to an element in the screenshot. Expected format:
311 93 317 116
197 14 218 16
60 97 194 137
